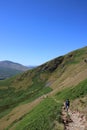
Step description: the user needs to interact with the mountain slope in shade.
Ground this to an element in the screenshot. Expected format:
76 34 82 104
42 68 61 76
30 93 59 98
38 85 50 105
0 60 29 79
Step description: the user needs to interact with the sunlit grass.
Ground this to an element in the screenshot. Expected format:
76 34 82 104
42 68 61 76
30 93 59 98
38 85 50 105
12 98 63 130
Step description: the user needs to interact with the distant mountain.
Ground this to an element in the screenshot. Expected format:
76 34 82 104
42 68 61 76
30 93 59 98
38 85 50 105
27 65 38 69
0 60 29 79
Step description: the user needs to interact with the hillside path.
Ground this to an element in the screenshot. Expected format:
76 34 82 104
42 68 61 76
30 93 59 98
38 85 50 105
62 108 87 130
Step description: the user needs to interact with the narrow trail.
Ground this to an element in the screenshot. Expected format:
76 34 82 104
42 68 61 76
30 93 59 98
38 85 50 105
52 96 60 103
62 107 87 130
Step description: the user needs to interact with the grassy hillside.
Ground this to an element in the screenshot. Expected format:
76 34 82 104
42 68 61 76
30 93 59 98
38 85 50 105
0 46 87 130
11 98 63 130
48 46 87 89
7 78 87 130
0 74 52 119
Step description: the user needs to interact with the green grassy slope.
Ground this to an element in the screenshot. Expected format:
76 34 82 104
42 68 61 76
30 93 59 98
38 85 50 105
0 46 87 130
8 98 63 130
48 46 87 89
8 78 87 130
0 71 52 119
56 78 87 100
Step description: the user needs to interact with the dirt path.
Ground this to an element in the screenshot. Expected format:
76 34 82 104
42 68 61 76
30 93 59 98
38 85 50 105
62 108 87 130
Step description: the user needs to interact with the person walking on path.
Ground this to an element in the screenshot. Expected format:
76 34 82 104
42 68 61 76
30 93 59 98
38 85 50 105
65 99 70 111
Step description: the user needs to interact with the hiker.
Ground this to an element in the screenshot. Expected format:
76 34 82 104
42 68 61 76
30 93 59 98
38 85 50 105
65 99 70 111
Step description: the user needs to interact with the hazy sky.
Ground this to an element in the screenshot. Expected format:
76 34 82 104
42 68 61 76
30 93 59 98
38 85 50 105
0 0 87 65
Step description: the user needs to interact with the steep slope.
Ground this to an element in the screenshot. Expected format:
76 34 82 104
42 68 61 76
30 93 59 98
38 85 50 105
48 46 87 89
0 60 29 79
10 46 87 92
0 46 87 130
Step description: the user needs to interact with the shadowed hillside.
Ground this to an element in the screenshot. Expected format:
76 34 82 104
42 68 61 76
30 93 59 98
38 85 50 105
0 46 87 130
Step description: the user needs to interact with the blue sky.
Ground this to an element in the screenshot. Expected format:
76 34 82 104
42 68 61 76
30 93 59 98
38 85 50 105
0 0 87 65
